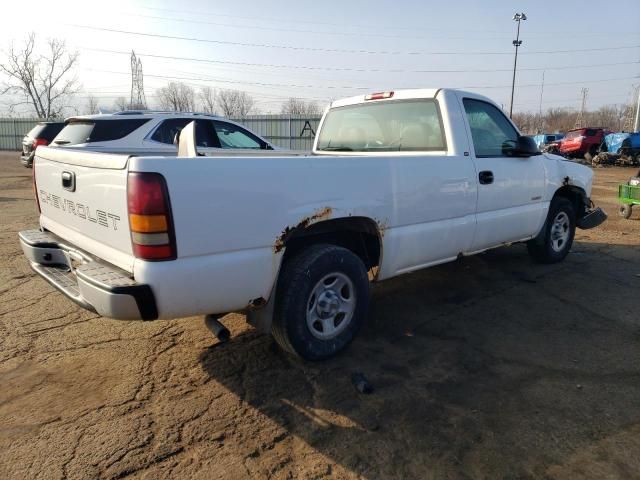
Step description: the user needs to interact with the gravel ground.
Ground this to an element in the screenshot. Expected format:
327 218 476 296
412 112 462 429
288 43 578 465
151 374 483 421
1 151 639 479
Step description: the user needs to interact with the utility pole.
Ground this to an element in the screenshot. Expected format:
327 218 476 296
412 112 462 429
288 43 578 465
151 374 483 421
634 84 640 132
509 12 527 119
622 85 638 132
574 88 588 129
538 70 545 133
130 51 147 110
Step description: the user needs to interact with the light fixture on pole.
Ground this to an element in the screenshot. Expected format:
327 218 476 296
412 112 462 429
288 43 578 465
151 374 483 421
509 12 527 119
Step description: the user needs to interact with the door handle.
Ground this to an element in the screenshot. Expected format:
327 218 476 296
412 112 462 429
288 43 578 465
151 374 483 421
479 170 494 185
61 171 76 192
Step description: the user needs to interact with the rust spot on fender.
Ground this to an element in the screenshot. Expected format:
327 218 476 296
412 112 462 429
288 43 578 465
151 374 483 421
375 218 388 238
248 297 267 310
274 207 333 253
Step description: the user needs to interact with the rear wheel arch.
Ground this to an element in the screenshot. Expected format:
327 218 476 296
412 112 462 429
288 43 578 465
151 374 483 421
279 216 383 272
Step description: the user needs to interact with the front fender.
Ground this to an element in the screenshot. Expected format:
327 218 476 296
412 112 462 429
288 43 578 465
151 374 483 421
543 154 607 229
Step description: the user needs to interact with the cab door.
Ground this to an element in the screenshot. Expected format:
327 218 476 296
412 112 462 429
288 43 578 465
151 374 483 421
460 97 546 252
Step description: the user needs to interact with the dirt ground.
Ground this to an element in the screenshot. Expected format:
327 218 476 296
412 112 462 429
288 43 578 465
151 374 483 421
1 150 639 480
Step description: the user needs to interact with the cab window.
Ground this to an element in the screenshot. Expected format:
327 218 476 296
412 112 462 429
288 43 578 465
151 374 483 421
463 99 519 157
151 119 220 148
212 121 264 149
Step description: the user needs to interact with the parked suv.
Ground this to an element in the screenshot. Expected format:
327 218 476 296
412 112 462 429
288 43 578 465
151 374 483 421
21 121 65 167
559 128 608 158
50 111 277 155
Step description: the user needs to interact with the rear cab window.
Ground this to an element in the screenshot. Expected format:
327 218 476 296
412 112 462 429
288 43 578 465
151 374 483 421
316 99 446 152
564 130 583 139
53 119 149 145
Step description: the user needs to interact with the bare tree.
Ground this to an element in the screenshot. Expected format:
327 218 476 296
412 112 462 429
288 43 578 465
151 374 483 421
85 94 99 115
113 96 129 111
157 82 195 111
511 104 628 134
586 105 624 131
216 89 255 117
281 97 320 115
0 33 79 119
199 86 216 114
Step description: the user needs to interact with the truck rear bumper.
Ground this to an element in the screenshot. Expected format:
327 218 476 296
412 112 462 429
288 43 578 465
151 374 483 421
19 229 158 320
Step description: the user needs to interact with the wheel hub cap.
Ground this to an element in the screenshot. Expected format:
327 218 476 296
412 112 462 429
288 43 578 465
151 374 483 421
550 212 570 252
306 272 356 340
316 291 340 318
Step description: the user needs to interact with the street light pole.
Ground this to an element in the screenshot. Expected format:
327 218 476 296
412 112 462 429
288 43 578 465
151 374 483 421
509 13 526 119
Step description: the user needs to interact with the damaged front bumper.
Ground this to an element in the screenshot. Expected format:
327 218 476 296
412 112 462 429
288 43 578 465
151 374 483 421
577 206 607 229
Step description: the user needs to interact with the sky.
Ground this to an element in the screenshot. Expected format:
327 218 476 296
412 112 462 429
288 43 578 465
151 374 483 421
1 0 639 115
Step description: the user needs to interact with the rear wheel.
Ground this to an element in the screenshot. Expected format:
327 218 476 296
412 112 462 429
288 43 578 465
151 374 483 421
619 204 633 219
527 197 576 264
272 244 369 360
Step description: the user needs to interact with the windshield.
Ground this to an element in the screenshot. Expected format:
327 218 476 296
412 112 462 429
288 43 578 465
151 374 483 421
316 99 446 152
565 130 583 139
26 123 46 139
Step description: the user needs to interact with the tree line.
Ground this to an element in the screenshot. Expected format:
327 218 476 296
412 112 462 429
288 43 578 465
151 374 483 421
1 34 323 119
511 105 634 134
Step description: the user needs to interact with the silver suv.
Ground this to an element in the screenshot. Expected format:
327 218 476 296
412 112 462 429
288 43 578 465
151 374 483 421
51 111 277 155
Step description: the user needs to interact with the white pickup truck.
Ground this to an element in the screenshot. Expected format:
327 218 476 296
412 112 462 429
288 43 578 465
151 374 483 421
20 88 606 360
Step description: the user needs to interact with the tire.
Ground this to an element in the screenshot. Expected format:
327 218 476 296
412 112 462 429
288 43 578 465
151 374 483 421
619 204 633 219
272 244 370 360
527 197 576 264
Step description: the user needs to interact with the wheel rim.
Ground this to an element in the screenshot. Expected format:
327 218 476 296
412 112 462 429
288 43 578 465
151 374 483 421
550 211 570 252
306 272 356 340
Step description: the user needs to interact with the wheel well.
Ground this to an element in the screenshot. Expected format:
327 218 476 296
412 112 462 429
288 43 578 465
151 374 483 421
280 217 382 271
554 185 588 217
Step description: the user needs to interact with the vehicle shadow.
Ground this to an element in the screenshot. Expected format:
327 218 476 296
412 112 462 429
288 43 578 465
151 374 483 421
199 241 640 479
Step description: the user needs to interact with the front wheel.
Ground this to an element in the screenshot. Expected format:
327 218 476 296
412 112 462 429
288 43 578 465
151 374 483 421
619 204 633 219
527 197 576 264
272 244 370 360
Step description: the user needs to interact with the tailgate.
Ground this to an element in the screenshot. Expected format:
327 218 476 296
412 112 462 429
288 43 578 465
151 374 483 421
34 146 135 272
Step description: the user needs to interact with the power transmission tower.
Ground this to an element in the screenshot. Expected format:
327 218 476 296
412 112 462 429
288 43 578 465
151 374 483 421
574 88 588 129
130 51 147 110
622 84 639 132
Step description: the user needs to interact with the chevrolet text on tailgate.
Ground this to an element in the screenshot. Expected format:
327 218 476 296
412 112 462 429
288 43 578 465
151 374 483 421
20 89 607 360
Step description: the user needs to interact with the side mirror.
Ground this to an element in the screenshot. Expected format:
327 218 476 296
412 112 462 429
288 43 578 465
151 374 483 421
502 136 541 157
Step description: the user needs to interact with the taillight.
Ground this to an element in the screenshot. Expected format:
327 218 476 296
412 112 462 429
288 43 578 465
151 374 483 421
365 91 394 101
127 172 177 260
32 157 41 213
32 138 49 149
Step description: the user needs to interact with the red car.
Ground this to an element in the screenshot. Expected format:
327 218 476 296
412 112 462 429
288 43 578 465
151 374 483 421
559 128 608 158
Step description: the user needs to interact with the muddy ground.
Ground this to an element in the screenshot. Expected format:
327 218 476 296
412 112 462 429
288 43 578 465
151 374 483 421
1 151 639 479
